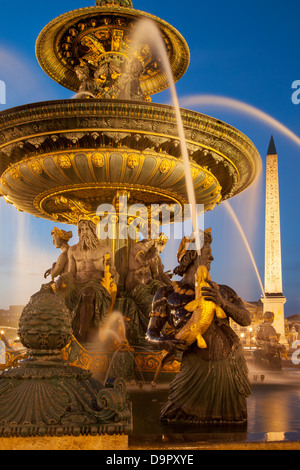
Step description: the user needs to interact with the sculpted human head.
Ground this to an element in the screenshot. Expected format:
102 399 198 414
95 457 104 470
174 228 214 278
78 218 99 251
263 311 274 324
154 233 168 253
51 228 72 248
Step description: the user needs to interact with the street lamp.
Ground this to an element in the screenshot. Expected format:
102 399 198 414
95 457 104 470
249 327 253 349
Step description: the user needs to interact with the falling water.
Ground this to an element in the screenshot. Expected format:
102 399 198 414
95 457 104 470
132 19 201 254
180 94 300 148
72 91 97 99
223 200 265 299
9 210 57 307
98 310 127 347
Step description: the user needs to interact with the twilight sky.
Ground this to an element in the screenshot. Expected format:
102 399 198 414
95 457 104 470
0 0 300 317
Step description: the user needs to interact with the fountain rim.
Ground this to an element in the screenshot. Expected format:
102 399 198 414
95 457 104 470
0 98 262 183
0 96 262 149
0 97 262 159
35 4 191 95
0 98 262 210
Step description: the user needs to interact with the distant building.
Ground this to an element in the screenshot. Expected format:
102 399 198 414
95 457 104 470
230 300 264 349
0 305 24 329
285 314 300 346
232 297 299 349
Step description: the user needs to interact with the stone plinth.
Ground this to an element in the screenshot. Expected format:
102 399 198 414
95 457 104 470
0 434 128 450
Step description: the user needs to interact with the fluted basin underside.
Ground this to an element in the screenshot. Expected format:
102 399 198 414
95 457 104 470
0 99 261 224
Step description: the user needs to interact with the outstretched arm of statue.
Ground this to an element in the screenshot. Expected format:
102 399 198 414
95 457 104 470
146 315 186 353
136 243 158 266
44 265 54 279
146 287 186 352
202 280 251 327
50 252 68 279
44 261 60 280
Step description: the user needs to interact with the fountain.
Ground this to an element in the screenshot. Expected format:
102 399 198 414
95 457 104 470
0 0 298 451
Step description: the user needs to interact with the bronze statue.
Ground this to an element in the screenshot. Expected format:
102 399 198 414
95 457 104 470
252 311 287 371
125 238 158 293
146 228 252 424
58 218 116 343
114 58 145 101
44 227 73 282
80 34 106 67
149 233 172 286
122 234 171 345
74 60 96 96
125 233 171 293
94 59 123 99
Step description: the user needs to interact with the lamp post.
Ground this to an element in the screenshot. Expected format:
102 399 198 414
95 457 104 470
249 327 253 349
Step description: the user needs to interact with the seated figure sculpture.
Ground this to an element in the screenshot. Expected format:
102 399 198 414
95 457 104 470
125 233 171 293
44 227 73 282
149 233 173 286
74 60 96 97
123 233 172 345
56 217 116 343
146 228 252 424
252 311 287 371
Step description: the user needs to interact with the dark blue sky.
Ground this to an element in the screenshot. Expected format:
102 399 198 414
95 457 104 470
0 0 300 317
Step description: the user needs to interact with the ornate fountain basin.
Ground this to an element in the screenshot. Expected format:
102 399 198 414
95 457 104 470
35 3 190 97
0 99 261 224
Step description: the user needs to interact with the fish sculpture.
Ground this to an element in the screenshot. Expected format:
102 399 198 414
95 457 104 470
175 264 227 349
152 264 226 385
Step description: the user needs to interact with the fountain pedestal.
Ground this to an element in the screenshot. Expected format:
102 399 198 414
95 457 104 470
0 291 132 448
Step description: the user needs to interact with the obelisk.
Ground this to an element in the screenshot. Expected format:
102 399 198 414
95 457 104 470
262 136 287 343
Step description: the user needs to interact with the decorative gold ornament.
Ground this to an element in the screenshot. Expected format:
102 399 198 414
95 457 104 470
78 214 101 225
191 167 199 178
127 153 140 169
57 155 72 169
92 152 105 167
172 281 195 296
10 167 22 181
30 161 43 175
203 175 214 188
35 3 190 97
159 159 171 174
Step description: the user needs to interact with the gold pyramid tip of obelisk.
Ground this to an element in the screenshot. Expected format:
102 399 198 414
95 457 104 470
267 135 277 156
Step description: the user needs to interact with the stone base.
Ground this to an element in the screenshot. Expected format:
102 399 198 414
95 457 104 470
0 434 128 450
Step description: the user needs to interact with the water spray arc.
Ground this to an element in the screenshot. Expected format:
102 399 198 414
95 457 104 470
180 94 300 149
223 201 265 299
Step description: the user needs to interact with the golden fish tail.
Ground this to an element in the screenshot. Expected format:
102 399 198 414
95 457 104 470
196 334 207 348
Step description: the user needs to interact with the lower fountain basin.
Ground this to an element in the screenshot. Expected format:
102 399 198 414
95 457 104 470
128 369 300 449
